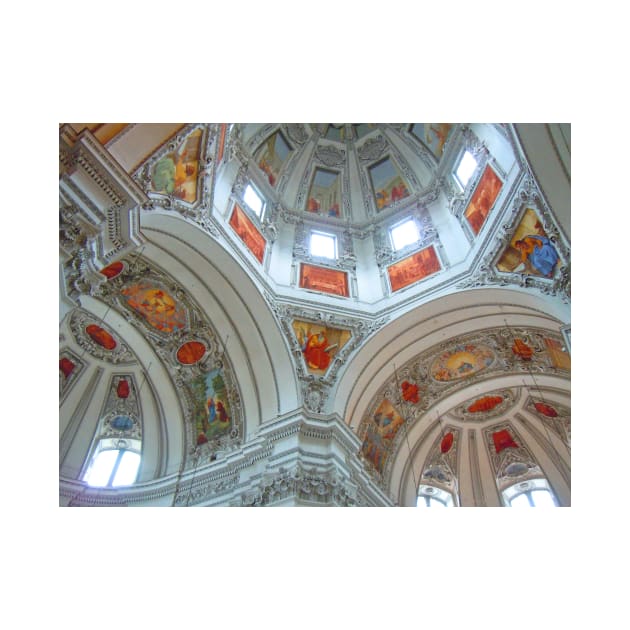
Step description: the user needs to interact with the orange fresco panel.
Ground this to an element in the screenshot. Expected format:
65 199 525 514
217 123 227 163
544 338 571 370
300 264 349 297
229 205 266 263
464 166 503 235
387 245 441 292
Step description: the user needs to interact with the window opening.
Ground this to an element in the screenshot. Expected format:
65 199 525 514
310 231 337 259
455 150 478 188
244 184 264 218
390 218 420 251
502 479 557 507
416 484 454 507
83 439 141 488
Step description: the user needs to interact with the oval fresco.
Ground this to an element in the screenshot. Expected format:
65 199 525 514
176 341 206 365
431 344 495 382
85 324 117 350
99 261 124 279
121 283 187 333
111 415 134 431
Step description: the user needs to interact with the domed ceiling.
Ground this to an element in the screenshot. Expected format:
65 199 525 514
59 122 571 506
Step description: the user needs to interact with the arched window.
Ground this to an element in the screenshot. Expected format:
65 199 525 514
83 438 141 488
502 478 557 507
416 484 455 507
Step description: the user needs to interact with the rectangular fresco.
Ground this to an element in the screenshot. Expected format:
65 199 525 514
463 165 503 235
254 130 292 187
292 320 352 375
544 337 571 370
360 399 405 474
410 123 453 158
496 208 560 278
387 245 441 292
191 368 232 444
217 123 227 164
368 157 411 211
307 168 342 218
229 204 266 263
151 128 202 203
299 263 349 297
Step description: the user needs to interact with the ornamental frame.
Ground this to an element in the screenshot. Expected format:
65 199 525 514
132 124 220 232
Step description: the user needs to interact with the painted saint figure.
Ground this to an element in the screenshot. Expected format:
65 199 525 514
514 235 559 278
303 332 336 371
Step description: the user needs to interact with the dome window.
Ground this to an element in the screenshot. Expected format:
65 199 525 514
416 484 455 507
455 150 478 189
83 438 141 488
244 183 265 218
310 231 337 260
390 217 420 251
502 478 558 507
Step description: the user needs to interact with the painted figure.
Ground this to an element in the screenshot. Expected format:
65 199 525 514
303 332 336 371
512 338 534 361
207 397 217 423
514 235 559 278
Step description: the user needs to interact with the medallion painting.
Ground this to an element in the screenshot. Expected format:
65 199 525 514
229 204 266 263
254 130 292 187
463 165 502 234
151 128 202 202
368 157 411 211
360 399 405 474
496 208 560 278
192 368 232 444
307 168 342 218
387 245 441 292
431 344 495 382
121 283 187 333
292 320 351 375
299 263 349 298
410 123 453 158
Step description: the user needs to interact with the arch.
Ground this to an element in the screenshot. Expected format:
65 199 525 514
140 212 301 432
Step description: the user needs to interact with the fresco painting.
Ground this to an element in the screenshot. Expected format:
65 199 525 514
59 357 76 379
85 324 117 350
292 320 351 375
493 429 519 454
468 395 503 413
431 344 495 382
387 245 441 292
369 157 411 210
496 208 560 278
217 123 228 164
176 341 206 365
151 128 202 202
299 263 349 297
410 123 453 158
544 337 571 369
229 204 266 263
440 432 454 453
121 283 187 333
360 399 405 473
463 165 502 234
254 130 292 187
401 380 420 403
192 368 232 444
99 261 124 279
307 168 342 218
512 338 534 361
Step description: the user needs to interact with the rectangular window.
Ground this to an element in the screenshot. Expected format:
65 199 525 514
390 217 420 251
244 183 264 218
310 231 337 259
455 150 478 189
